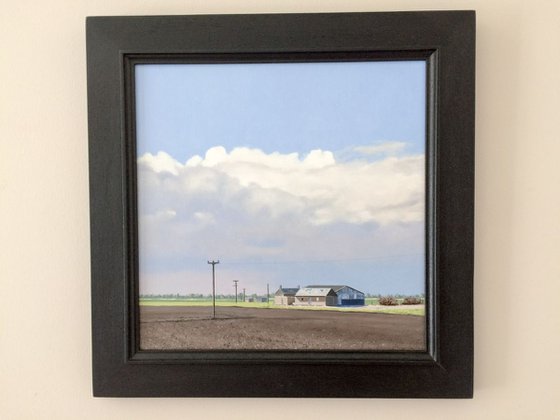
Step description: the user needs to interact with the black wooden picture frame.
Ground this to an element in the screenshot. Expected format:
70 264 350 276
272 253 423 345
87 11 475 398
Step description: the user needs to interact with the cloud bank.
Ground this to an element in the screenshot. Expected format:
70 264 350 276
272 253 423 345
137 144 425 294
139 145 423 225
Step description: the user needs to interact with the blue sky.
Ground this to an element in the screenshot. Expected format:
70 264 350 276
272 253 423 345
136 61 426 159
135 60 426 296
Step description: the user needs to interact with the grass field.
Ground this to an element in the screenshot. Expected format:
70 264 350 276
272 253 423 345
139 298 425 316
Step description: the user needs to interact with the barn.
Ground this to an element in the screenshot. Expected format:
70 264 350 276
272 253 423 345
274 287 299 305
307 285 366 306
294 287 338 306
292 285 365 307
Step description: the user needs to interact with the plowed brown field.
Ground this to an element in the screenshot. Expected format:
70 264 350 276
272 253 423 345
140 306 425 351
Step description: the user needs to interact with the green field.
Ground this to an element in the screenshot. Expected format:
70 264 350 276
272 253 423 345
140 298 272 308
139 298 425 316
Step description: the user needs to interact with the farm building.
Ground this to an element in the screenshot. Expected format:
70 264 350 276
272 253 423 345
274 287 299 305
294 287 338 306
292 285 366 307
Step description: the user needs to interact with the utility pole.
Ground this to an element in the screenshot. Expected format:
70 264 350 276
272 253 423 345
243 288 246 303
233 280 239 304
207 260 219 319
267 283 270 305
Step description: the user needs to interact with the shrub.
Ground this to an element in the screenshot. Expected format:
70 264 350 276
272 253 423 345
378 296 399 306
402 296 423 305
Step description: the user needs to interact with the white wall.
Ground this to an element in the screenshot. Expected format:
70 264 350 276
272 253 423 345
1 1 559 418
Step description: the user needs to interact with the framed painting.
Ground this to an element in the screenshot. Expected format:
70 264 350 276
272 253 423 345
87 11 475 397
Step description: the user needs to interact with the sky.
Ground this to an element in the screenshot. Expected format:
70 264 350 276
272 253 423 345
135 60 426 296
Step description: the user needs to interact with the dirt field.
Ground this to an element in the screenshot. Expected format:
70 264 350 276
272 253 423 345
140 306 425 351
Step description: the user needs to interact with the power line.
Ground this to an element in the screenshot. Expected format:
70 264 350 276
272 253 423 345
207 260 219 319
233 280 239 304
218 253 423 266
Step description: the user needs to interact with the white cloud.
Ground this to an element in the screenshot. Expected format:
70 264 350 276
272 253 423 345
303 149 336 168
138 144 424 227
354 141 407 156
185 155 203 167
138 150 182 175
137 144 425 293
144 209 176 222
193 211 215 225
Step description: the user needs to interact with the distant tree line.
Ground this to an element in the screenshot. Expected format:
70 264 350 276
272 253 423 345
140 293 263 299
365 293 425 299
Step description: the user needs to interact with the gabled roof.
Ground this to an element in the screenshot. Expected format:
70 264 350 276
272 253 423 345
275 287 299 296
306 285 346 292
306 285 365 295
295 287 337 297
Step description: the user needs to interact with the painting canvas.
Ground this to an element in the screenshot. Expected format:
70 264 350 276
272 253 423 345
135 60 427 351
